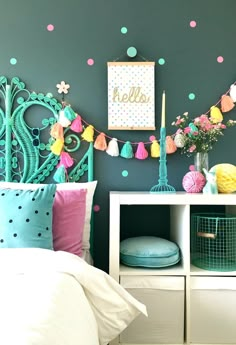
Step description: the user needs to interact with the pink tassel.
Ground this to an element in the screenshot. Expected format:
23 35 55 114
166 136 177 154
135 142 148 160
58 152 74 168
221 94 235 112
70 115 83 133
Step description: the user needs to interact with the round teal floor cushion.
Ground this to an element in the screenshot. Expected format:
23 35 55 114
120 236 180 268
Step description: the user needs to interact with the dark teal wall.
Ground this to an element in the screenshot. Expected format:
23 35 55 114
1 0 236 271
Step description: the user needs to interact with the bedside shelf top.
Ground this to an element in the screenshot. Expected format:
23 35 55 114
110 191 236 206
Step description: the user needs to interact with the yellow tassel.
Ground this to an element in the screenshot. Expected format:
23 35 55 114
210 106 223 123
81 125 94 142
94 132 107 151
50 138 64 155
221 94 235 112
150 140 160 158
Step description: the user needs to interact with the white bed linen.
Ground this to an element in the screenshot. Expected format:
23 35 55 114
82 248 93 265
0 248 147 345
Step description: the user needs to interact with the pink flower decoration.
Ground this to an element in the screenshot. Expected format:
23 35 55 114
184 127 191 134
188 145 196 152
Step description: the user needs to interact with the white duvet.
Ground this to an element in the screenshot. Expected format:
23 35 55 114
0 248 147 345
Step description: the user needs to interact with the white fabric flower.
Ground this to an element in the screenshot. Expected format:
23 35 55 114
56 81 70 94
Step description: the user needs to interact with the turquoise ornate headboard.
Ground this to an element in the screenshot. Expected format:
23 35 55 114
0 76 93 183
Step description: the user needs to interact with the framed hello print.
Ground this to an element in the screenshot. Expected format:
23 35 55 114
107 61 156 130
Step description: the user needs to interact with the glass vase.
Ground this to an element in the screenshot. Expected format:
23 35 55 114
194 152 209 173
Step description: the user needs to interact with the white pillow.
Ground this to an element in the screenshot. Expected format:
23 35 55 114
0 181 97 252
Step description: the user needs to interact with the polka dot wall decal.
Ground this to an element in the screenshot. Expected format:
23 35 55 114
158 58 165 65
190 20 197 28
188 93 196 100
122 170 128 177
217 56 224 63
87 58 94 66
127 47 137 58
121 26 128 34
47 24 54 31
93 204 100 212
10 58 17 65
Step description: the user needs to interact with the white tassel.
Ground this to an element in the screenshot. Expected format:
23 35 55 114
174 133 186 148
230 84 236 102
58 110 71 128
106 138 119 157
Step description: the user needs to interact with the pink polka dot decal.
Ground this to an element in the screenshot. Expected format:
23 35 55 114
190 20 197 28
87 58 94 66
47 24 54 32
217 56 224 63
149 135 156 141
93 204 100 212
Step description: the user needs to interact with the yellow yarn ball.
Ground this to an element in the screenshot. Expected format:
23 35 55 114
210 164 236 193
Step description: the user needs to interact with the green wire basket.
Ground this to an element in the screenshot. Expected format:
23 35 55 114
191 213 236 271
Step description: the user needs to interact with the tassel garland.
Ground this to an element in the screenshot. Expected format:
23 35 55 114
135 142 148 160
210 106 223 123
174 133 185 148
64 105 77 121
58 110 71 127
166 136 177 154
70 115 83 133
51 79 236 168
106 138 119 156
150 140 160 158
58 152 74 168
221 94 235 112
120 141 134 159
230 84 236 102
53 165 67 183
51 138 64 155
94 132 107 151
81 125 94 142
50 122 64 139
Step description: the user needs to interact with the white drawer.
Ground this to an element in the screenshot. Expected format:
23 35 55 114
120 276 185 344
190 277 236 344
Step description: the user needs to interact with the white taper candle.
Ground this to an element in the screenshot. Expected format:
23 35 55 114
161 90 165 128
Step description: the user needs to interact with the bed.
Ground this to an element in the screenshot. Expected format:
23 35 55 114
0 76 147 345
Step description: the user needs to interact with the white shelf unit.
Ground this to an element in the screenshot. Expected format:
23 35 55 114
109 191 236 345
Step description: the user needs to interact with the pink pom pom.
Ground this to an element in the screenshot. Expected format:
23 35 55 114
182 171 206 193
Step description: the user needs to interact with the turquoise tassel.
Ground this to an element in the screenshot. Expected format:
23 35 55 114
64 106 77 121
120 141 134 158
53 165 66 183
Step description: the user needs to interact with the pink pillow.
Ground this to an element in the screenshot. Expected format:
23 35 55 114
52 189 87 256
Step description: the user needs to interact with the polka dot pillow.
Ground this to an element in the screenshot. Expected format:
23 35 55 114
0 184 56 249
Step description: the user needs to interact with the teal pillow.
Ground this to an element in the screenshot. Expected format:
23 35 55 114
120 236 180 268
0 184 56 249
